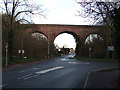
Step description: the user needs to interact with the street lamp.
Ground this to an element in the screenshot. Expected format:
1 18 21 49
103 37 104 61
47 29 50 58
5 43 8 67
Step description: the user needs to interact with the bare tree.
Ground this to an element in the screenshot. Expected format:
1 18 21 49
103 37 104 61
1 0 45 60
76 1 120 59
76 1 120 25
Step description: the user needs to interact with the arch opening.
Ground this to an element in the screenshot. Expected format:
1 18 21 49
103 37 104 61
84 33 106 58
31 32 48 40
23 32 48 58
53 32 79 56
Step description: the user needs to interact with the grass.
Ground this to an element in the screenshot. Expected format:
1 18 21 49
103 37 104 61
2 56 48 67
75 56 119 62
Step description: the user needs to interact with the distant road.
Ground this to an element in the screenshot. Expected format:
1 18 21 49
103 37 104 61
2 55 119 88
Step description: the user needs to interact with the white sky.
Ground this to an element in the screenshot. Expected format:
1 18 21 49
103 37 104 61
31 0 92 25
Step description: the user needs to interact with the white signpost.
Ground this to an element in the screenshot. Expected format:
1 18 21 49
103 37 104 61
22 50 24 57
18 50 21 54
22 50 24 54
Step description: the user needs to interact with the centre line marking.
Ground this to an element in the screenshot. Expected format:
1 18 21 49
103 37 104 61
61 59 67 61
35 66 64 74
68 62 89 64
19 66 64 80
23 74 39 80
18 74 32 79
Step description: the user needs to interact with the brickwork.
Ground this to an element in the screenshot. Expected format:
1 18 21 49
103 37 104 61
27 24 107 55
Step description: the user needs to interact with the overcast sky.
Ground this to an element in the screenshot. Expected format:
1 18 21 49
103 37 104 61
31 0 93 25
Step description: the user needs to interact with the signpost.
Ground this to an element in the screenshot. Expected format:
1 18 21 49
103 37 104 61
18 50 25 58
5 43 8 67
22 50 24 57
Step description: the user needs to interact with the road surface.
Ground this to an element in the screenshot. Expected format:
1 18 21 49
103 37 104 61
2 55 119 88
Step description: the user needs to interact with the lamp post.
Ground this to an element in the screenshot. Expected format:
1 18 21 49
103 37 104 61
48 39 50 58
5 43 8 67
48 29 50 58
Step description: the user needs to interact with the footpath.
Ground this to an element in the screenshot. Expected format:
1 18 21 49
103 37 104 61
84 68 120 88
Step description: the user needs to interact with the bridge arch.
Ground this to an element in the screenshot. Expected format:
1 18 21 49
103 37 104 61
28 31 48 39
84 33 104 43
53 31 81 55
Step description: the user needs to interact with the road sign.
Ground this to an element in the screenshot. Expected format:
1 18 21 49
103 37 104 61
108 46 115 51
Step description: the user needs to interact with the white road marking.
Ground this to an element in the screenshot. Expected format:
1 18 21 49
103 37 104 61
17 74 32 79
0 84 8 88
68 62 77 64
61 59 67 61
35 66 64 74
23 74 39 80
68 62 89 64
19 66 64 80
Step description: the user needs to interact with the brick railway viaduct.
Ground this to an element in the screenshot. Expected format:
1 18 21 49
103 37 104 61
26 24 107 56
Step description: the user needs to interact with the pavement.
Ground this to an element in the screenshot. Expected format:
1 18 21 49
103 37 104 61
84 68 120 88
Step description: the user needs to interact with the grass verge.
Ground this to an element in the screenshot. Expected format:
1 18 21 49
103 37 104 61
2 57 47 67
75 56 119 62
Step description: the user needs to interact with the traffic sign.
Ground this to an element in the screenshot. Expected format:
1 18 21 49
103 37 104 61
108 46 115 51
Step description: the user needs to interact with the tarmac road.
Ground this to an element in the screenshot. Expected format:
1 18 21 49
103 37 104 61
2 55 119 88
